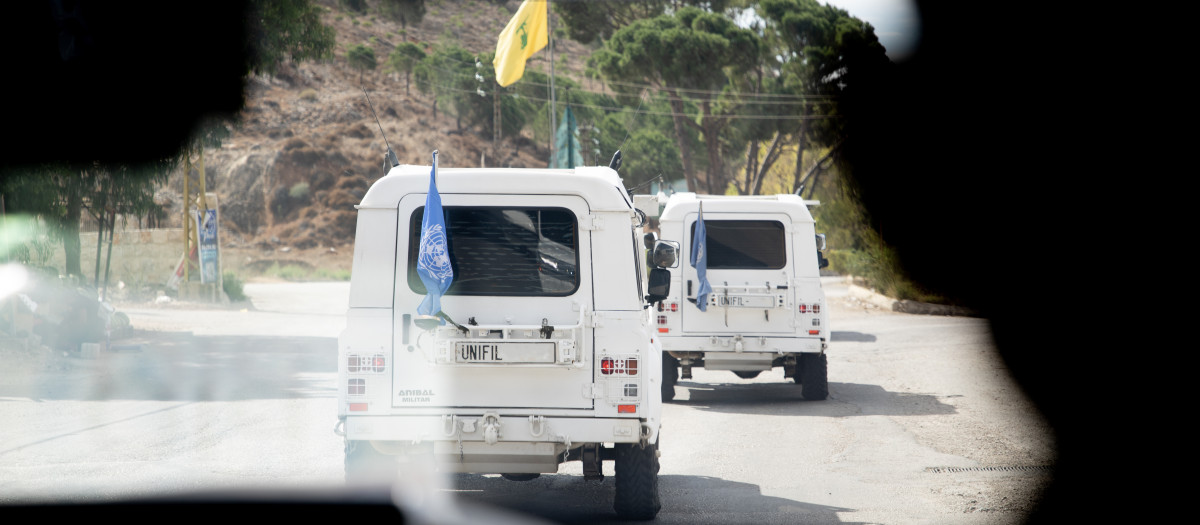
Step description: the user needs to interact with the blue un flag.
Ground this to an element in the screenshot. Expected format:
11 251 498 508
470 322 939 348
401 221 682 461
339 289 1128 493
417 151 453 321
690 201 713 312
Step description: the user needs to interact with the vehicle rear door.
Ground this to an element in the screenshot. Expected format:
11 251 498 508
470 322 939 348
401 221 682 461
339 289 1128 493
391 193 595 410
680 212 795 334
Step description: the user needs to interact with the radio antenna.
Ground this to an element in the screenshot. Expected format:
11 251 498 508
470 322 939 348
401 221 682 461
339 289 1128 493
362 86 399 173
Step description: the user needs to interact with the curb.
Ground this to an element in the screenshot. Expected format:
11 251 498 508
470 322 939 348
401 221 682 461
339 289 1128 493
847 283 978 317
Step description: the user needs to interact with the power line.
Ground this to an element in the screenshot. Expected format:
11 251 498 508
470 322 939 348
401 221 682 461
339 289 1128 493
411 48 839 104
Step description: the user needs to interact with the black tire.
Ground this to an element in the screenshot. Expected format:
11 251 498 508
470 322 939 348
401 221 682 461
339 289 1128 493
733 370 762 379
662 354 679 402
500 473 541 481
799 353 829 400
344 439 397 485
613 442 661 520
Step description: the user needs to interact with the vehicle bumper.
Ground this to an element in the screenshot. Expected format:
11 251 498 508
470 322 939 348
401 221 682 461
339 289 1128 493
661 335 825 354
344 414 651 474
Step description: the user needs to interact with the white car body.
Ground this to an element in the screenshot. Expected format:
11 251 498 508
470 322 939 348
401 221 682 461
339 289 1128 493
645 192 830 399
336 164 663 517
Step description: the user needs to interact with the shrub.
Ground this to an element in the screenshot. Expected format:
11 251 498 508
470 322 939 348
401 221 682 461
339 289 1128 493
264 263 312 281
222 271 246 301
289 182 310 199
299 88 318 101
315 268 352 281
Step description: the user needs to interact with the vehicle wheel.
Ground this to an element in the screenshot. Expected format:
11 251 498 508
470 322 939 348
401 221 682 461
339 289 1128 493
613 442 661 520
733 370 761 379
500 473 541 481
799 353 828 400
662 354 679 402
344 439 397 484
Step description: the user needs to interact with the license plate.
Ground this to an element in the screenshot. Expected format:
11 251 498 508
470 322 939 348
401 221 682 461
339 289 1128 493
713 295 777 308
455 342 555 363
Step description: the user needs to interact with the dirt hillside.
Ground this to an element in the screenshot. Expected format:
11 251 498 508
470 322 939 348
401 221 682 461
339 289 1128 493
173 0 594 276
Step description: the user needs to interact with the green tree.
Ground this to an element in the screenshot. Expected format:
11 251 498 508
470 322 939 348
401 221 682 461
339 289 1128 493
246 0 337 77
591 7 763 194
414 44 481 132
759 0 890 197
387 42 427 96
1 160 171 286
347 44 377 83
554 0 732 45
379 0 426 29
619 128 683 191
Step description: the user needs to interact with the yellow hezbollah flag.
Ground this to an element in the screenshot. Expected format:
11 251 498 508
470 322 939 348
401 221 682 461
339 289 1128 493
493 0 548 87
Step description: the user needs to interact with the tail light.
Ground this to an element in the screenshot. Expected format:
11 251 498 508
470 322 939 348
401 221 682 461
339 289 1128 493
657 315 667 325
601 357 639 375
798 303 821 314
347 354 387 373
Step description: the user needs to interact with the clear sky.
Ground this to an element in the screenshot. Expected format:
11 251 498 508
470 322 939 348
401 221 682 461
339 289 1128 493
820 0 921 62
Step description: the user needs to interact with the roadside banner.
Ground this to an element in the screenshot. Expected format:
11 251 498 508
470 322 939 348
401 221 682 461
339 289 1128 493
195 208 219 284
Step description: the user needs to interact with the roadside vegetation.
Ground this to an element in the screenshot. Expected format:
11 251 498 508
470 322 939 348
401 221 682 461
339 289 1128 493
259 263 351 282
222 271 247 301
1 0 943 305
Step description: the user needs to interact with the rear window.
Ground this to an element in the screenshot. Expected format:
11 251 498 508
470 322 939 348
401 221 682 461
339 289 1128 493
407 207 579 296
690 220 786 269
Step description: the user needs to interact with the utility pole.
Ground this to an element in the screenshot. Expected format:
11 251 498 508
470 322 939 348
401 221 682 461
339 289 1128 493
494 81 501 163
548 2 556 166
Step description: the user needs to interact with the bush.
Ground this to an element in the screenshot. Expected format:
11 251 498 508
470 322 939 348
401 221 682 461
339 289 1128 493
265 263 312 281
315 268 352 281
289 182 310 199
222 272 246 301
299 88 318 101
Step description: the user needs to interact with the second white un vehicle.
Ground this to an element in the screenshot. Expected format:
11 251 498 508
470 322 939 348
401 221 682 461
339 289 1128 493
644 192 831 401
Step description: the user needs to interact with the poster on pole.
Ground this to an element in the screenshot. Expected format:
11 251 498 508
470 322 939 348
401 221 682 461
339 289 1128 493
195 208 219 284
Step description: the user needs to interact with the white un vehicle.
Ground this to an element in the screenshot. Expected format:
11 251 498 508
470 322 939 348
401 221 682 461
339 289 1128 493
335 156 671 520
641 192 830 401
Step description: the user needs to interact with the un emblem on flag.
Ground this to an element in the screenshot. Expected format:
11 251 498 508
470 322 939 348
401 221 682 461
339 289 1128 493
419 224 454 280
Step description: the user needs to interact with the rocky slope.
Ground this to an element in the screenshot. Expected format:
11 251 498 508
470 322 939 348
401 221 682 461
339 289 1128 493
171 0 592 272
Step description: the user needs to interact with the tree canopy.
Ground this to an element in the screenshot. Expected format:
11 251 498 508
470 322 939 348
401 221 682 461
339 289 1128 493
379 0 426 29
388 42 427 95
246 0 337 77
347 43 377 82
590 7 763 193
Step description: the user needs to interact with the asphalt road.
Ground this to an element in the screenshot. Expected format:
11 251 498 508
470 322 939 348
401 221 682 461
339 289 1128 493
0 278 1054 524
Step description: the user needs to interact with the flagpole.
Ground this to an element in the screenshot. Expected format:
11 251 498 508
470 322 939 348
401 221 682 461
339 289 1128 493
547 0 556 167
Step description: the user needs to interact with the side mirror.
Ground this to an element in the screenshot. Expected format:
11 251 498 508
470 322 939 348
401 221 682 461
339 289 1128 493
815 233 828 269
646 268 670 304
651 240 679 268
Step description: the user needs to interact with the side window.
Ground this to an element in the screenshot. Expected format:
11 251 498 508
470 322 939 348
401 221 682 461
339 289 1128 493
407 206 580 296
690 220 787 269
